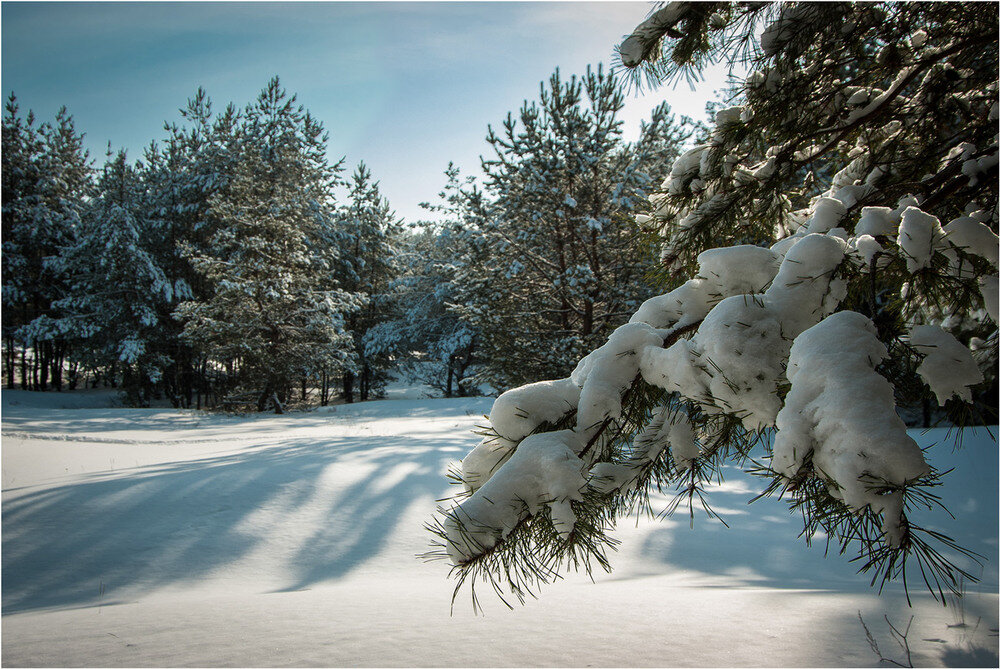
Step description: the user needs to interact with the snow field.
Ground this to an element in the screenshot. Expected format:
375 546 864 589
2 389 998 667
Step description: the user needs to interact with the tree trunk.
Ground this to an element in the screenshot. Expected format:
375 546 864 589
257 383 274 412
4 340 15 389
360 362 371 402
38 340 50 391
68 360 80 391
279 384 289 407
183 359 193 408
455 350 473 397
554 222 571 332
51 341 64 391
342 371 355 404
582 298 594 338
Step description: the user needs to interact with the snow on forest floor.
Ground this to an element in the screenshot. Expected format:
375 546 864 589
2 387 998 667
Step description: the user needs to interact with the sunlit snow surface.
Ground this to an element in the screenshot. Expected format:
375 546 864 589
2 387 997 667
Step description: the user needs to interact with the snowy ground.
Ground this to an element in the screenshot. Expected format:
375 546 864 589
2 387 997 667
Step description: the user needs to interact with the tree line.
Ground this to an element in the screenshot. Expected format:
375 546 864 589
2 68 691 410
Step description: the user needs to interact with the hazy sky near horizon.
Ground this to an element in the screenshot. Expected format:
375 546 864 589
2 1 738 222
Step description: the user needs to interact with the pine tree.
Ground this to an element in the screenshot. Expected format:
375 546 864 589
458 65 692 392
175 78 359 412
42 149 177 404
364 163 488 397
336 162 402 403
2 96 92 391
367 222 478 397
141 89 242 407
430 1 997 608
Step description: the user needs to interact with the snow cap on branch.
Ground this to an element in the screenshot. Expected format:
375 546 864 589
572 322 663 435
630 244 781 330
908 324 984 404
489 377 581 443
898 206 947 273
445 429 587 563
618 2 690 67
773 311 930 547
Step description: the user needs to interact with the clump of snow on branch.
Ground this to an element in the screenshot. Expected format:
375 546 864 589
943 211 999 269
459 377 581 493
630 244 780 330
760 2 818 57
772 311 930 546
489 378 581 443
898 207 947 273
460 435 519 494
908 325 985 405
445 429 588 563
618 2 690 68
855 207 897 238
639 234 847 431
571 323 664 433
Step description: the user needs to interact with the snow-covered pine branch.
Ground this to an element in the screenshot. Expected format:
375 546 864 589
430 1 996 608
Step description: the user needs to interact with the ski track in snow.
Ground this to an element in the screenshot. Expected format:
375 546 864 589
1 388 997 667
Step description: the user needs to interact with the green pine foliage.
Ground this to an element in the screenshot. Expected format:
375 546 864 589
336 162 403 403
137 89 243 407
2 95 92 391
175 78 361 412
454 65 694 392
39 150 179 405
3 78 396 410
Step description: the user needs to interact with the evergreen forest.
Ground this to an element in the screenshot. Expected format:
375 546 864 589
2 70 692 412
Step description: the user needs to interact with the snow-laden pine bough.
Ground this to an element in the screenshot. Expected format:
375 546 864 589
425 1 997 611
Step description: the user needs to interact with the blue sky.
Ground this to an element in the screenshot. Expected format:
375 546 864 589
2 1 737 222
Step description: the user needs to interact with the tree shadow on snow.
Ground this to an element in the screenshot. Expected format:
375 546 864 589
940 644 1000 668
636 441 999 594
2 425 470 614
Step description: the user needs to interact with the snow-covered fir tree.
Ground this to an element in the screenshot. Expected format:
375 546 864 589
399 225 479 397
458 65 692 391
139 89 242 406
2 96 92 391
363 163 488 397
430 1 998 608
367 227 477 398
175 78 360 412
335 162 402 403
39 150 178 405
